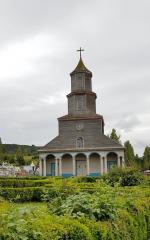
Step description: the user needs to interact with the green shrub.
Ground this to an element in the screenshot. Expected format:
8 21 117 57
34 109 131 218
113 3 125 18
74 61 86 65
120 172 142 186
103 167 143 186
0 190 150 240
0 176 47 180
48 192 118 221
0 179 49 188
58 218 93 240
0 206 92 240
0 187 45 202
41 187 59 201
77 176 97 183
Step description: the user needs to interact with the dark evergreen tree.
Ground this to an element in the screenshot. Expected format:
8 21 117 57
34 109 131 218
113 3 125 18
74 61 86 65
124 140 135 166
110 129 121 143
134 154 143 169
143 146 150 170
16 146 25 166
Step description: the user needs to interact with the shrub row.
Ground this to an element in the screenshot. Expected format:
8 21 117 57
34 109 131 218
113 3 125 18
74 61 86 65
0 186 64 202
0 199 150 240
0 178 49 188
0 176 47 180
0 187 46 202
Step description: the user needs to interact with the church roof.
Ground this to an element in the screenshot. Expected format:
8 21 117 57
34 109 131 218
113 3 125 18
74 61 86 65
58 114 103 121
39 134 124 153
70 57 92 75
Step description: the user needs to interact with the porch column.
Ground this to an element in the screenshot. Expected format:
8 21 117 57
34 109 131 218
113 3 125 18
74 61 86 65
118 155 121 167
102 155 107 174
122 156 125 167
59 157 62 176
55 158 58 176
72 155 76 176
87 154 90 176
43 158 46 176
39 158 42 176
100 156 103 175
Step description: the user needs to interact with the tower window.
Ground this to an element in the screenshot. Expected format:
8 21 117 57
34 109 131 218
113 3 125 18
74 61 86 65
76 137 84 148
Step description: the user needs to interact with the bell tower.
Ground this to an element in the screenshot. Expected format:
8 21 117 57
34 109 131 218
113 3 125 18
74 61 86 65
39 49 124 178
67 48 97 116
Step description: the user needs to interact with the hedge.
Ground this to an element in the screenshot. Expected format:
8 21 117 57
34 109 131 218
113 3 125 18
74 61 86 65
0 176 47 180
0 201 150 240
0 186 63 202
0 179 49 188
0 187 45 202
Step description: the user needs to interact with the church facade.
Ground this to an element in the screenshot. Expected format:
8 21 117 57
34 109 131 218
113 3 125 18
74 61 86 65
39 52 124 177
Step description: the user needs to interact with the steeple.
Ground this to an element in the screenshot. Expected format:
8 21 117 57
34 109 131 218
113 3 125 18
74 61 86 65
70 57 92 76
70 47 92 76
67 48 96 116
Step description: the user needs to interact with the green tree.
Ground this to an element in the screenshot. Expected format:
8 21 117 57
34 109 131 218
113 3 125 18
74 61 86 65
134 154 143 169
31 144 36 154
16 147 25 166
110 129 120 143
0 137 2 144
143 146 150 170
0 144 6 155
124 140 135 166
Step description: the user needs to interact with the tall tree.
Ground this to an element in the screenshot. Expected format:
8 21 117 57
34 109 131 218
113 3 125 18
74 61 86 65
0 137 2 144
143 146 150 170
134 154 143 169
0 144 6 154
110 129 120 143
16 147 25 166
124 140 135 166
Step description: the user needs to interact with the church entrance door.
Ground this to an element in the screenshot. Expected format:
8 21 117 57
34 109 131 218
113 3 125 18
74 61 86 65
76 160 87 176
107 160 117 172
51 163 55 176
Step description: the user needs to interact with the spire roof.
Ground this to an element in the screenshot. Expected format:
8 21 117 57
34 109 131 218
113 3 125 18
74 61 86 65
70 57 92 76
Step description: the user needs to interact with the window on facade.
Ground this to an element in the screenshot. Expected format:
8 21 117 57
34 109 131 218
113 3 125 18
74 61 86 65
76 137 84 148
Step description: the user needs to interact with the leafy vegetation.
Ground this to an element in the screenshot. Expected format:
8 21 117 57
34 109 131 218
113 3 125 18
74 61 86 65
0 183 150 239
102 167 143 186
0 169 150 239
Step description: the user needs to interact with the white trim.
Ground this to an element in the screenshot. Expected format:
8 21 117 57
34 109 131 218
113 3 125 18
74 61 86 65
43 158 46 176
72 155 76 176
87 155 90 175
100 157 103 175
55 159 58 176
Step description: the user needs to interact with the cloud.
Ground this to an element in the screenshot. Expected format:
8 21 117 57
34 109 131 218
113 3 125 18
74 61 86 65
115 116 141 132
0 0 150 156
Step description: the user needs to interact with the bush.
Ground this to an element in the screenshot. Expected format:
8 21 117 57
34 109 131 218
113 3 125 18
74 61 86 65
120 172 142 186
0 176 47 180
0 187 45 202
1 203 149 240
103 167 143 186
0 207 92 240
0 178 49 188
48 192 118 221
0 184 150 240
77 176 97 183
41 187 59 202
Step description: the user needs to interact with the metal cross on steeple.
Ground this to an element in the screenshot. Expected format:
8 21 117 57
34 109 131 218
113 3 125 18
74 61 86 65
77 47 84 59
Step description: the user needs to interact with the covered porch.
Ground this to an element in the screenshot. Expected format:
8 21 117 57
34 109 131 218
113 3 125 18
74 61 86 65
39 151 124 177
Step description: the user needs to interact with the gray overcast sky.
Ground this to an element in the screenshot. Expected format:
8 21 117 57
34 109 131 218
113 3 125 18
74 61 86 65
0 0 150 156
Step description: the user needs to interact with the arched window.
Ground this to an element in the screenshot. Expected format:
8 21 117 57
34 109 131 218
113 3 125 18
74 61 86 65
76 137 84 148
